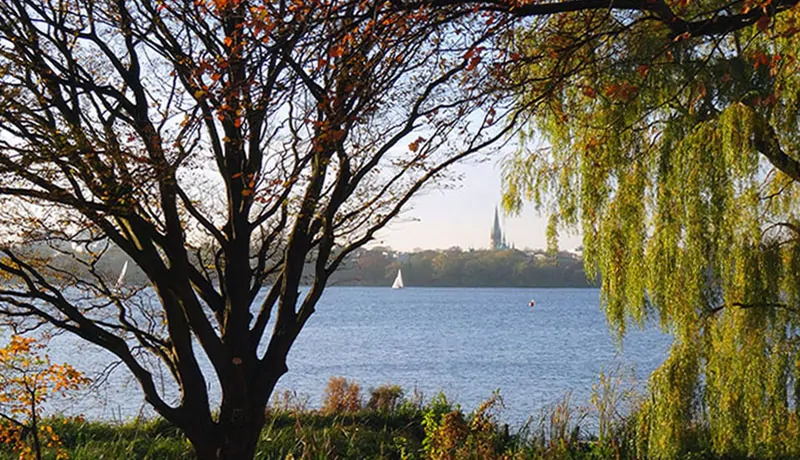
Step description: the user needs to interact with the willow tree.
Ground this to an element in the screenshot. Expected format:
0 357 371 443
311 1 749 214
504 2 800 458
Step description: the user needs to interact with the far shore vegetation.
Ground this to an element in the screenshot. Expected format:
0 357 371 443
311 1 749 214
331 247 592 288
21 242 593 288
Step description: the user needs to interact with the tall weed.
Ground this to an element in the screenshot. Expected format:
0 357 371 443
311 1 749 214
321 377 363 415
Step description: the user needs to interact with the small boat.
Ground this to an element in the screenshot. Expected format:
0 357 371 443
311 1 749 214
392 269 404 289
116 260 129 288
529 300 535 307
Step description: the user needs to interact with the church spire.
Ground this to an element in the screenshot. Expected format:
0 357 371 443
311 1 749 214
491 206 506 250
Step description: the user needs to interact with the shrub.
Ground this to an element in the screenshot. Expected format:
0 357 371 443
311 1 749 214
0 336 90 460
321 377 362 415
422 392 507 460
367 384 404 413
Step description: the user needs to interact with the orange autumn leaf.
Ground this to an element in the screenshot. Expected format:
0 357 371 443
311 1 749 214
408 136 425 152
603 81 638 101
752 51 771 68
213 0 233 11
330 44 345 58
466 56 482 71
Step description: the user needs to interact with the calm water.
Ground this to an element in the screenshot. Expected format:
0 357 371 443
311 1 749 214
46 287 671 424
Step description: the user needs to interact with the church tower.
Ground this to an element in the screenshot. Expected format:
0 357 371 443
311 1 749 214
491 206 507 250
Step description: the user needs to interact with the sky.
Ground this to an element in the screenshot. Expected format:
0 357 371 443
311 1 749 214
375 160 583 253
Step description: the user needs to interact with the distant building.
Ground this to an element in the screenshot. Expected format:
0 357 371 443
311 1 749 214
490 206 510 250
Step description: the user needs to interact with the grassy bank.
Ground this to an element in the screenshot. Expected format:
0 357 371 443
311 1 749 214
0 376 744 459
0 398 609 459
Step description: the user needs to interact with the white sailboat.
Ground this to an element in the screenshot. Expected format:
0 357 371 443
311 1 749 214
116 260 129 288
391 269 404 289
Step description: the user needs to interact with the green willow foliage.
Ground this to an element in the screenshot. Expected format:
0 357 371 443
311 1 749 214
504 7 800 459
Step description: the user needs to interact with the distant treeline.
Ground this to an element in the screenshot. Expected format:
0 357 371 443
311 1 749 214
17 242 593 288
329 247 594 288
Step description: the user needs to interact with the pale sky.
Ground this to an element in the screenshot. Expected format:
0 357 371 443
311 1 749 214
376 160 583 252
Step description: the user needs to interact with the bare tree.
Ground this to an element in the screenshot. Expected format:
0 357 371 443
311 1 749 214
0 0 523 457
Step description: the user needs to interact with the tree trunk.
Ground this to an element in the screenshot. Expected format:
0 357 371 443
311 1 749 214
188 412 266 460
29 389 42 460
185 366 279 460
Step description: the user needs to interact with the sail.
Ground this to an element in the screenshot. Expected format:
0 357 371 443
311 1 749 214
116 260 129 288
392 269 404 289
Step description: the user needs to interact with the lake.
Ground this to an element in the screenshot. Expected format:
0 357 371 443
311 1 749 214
46 287 672 425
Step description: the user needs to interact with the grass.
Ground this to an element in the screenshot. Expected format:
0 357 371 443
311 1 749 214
0 408 426 459
0 376 774 459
